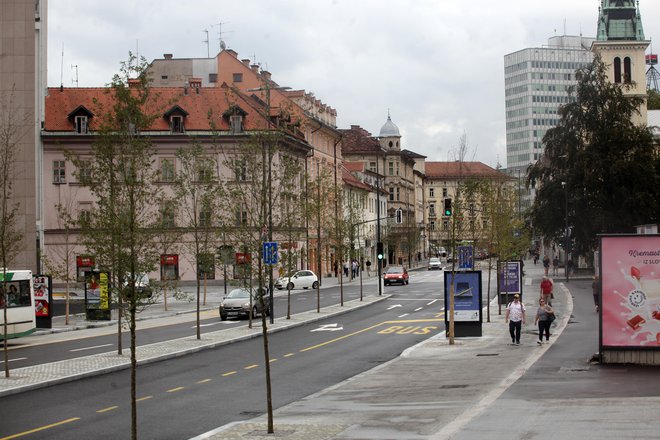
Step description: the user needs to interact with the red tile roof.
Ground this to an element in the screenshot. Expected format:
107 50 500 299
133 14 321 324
342 166 372 191
339 125 381 154
425 162 510 180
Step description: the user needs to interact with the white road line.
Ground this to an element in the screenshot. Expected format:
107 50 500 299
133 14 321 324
427 299 439 306
70 343 113 352
414 307 423 312
0 357 27 364
398 313 409 318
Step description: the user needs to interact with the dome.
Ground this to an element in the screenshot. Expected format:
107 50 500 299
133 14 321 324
379 115 401 138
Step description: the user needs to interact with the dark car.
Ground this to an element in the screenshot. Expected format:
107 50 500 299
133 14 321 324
219 288 270 321
384 266 409 286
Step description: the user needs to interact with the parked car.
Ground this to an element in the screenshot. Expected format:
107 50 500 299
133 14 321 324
384 266 409 286
428 257 443 270
123 273 152 300
275 270 319 290
219 287 270 321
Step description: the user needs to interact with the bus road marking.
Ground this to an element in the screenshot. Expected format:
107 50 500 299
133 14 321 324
136 396 153 402
244 364 258 370
0 417 80 440
167 387 185 393
96 406 118 413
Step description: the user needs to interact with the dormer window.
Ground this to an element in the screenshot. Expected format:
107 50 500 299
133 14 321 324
75 116 88 134
230 115 243 134
164 105 189 134
171 116 184 133
67 105 93 134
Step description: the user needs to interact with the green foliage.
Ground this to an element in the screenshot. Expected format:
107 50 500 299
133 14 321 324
648 88 660 110
528 55 659 255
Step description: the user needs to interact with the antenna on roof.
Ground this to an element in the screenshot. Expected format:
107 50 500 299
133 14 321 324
60 43 64 90
71 64 78 87
212 22 232 53
202 29 210 58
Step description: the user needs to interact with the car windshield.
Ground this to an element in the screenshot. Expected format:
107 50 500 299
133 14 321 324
226 289 250 299
386 267 404 274
430 258 440 263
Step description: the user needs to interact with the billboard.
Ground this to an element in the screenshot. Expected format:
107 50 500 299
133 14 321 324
444 271 482 322
498 261 522 296
601 235 660 349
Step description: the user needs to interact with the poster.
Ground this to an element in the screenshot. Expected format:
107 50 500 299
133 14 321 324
601 235 660 348
33 275 50 317
498 261 521 295
445 271 482 322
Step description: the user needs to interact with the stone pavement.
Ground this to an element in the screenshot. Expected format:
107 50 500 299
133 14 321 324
192 261 578 440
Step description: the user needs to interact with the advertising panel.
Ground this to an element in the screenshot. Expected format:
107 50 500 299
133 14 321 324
444 271 482 322
33 275 51 318
458 245 474 270
601 235 660 348
498 261 521 296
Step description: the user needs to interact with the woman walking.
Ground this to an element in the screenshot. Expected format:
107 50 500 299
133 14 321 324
534 298 554 344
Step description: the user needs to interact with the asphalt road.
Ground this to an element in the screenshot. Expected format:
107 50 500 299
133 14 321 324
0 270 461 439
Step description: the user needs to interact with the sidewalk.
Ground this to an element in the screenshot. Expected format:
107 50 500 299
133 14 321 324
193 260 575 440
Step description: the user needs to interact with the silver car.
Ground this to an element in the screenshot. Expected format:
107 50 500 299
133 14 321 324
428 257 442 270
219 288 270 321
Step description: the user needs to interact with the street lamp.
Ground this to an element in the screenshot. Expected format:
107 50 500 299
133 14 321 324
561 181 568 283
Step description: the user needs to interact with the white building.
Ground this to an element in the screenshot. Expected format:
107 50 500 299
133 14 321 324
504 35 595 210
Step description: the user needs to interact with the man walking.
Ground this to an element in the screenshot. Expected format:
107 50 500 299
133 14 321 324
505 294 525 345
540 276 553 306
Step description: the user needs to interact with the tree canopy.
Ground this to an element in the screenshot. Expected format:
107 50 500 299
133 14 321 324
527 55 659 256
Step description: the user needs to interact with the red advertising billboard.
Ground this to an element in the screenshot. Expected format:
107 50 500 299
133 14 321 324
601 235 660 348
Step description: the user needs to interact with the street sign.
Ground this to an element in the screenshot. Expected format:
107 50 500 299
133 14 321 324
263 242 278 265
458 245 473 270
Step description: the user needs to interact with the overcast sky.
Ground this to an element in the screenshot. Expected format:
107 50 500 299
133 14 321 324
47 0 660 168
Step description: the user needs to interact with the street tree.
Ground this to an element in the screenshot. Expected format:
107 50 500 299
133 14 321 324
70 53 162 440
528 55 659 256
0 86 28 378
173 142 223 339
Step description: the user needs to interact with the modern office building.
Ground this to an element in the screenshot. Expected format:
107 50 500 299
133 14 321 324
504 35 595 210
0 0 47 272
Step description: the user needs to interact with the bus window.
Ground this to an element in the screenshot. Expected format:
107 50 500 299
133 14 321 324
1 281 31 308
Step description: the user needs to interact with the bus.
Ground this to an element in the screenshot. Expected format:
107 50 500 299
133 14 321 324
0 270 36 340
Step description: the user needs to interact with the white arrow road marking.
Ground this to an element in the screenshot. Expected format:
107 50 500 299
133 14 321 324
70 343 113 353
198 322 222 328
427 300 439 306
311 323 344 332
387 304 402 310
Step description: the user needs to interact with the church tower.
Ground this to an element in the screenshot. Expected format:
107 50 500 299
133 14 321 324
378 112 401 152
592 0 650 123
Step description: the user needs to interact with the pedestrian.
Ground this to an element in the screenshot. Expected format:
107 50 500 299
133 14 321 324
567 259 574 278
343 261 349 278
533 252 539 265
540 276 553 306
366 259 371 276
552 255 559 276
351 260 357 279
592 275 600 312
534 297 554 344
542 255 550 276
505 294 525 345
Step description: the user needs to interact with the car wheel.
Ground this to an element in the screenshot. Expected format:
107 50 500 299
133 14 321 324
287 282 294 290
312 281 319 289
220 313 227 321
303 286 309 289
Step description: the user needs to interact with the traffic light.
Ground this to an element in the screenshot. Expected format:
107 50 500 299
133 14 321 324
377 242 384 260
444 198 452 216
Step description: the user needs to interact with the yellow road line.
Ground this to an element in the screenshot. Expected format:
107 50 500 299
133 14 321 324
244 364 258 370
269 358 278 363
96 406 118 413
0 417 80 440
385 318 445 324
222 371 237 377
136 396 153 402
197 378 212 384
166 386 185 393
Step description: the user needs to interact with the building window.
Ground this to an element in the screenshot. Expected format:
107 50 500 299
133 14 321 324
171 115 184 133
623 57 632 84
442 220 449 231
369 162 376 172
78 203 92 225
75 116 88 134
429 203 435 216
160 158 175 182
196 159 214 182
199 206 212 227
389 187 395 201
429 188 434 197
235 205 248 226
230 115 243 134
235 159 247 181
209 73 218 83
396 188 400 201
77 160 91 184
389 162 394 176
614 57 622 83
233 73 243 83
430 221 435 231
442 187 448 197
53 160 66 183
161 205 176 227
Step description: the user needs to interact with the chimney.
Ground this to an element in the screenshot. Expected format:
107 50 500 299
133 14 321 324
241 59 250 67
251 64 260 73
189 77 202 88
262 71 272 81
163 53 173 60
226 49 238 58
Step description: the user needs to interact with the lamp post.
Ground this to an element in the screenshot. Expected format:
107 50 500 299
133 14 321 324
561 181 568 283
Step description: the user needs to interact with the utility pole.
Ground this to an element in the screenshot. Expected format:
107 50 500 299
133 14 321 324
375 147 383 296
